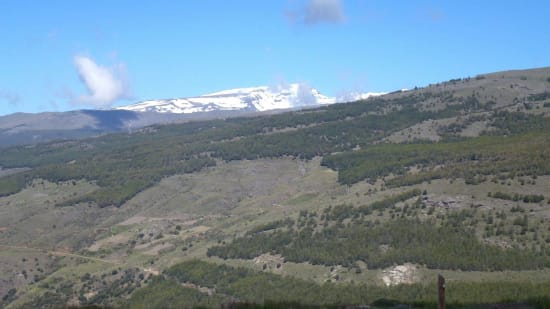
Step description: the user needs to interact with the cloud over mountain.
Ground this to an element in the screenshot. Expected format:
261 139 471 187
73 55 131 108
294 83 318 106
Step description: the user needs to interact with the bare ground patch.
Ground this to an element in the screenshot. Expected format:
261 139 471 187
144 242 174 256
88 234 131 252
380 263 419 286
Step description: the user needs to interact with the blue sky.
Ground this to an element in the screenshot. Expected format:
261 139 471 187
1 0 549 115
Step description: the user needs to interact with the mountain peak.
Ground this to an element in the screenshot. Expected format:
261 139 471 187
115 84 337 114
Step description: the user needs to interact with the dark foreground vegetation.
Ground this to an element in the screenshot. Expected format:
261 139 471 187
208 191 550 270
121 260 550 308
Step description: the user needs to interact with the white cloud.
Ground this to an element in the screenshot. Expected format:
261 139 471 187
269 76 290 93
294 82 318 106
72 55 131 108
336 90 386 103
287 0 346 25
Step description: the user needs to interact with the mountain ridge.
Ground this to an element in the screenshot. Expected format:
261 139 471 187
0 83 384 147
116 83 339 114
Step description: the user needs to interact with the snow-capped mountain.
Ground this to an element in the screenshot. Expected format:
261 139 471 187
116 84 337 114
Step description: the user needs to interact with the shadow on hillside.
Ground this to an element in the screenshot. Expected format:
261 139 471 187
81 109 139 131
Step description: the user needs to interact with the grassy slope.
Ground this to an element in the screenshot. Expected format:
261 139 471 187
4 158 550 307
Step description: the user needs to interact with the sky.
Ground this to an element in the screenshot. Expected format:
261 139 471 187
1 0 549 116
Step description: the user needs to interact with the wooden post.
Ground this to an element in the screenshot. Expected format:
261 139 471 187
438 274 445 309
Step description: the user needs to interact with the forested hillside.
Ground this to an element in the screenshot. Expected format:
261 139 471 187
2 67 550 308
